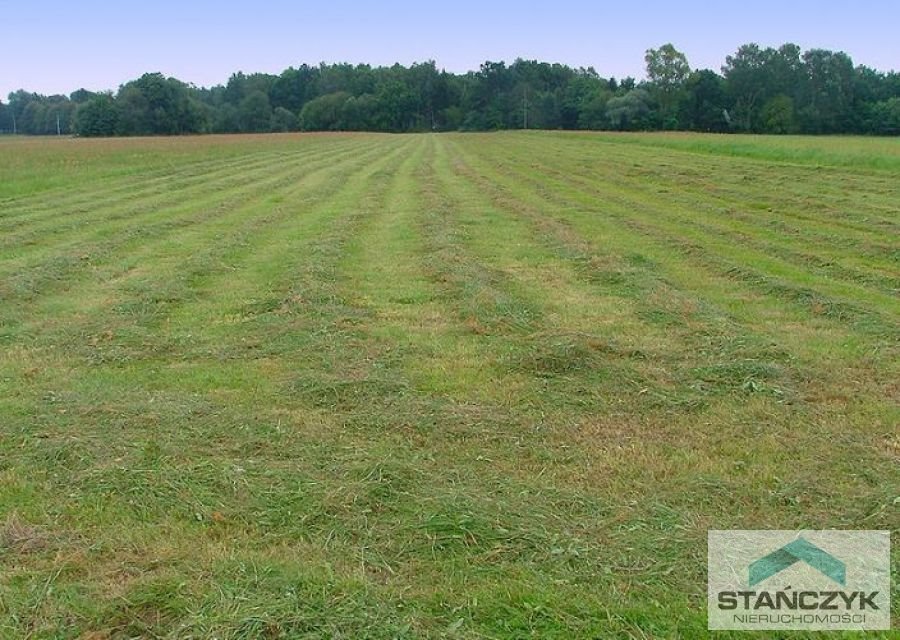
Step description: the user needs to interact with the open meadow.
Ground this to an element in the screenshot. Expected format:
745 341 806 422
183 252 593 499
0 131 897 638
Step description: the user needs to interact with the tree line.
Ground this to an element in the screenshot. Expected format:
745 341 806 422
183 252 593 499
2 43 899 137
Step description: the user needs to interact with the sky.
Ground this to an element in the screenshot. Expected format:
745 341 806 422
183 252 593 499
2 0 899 99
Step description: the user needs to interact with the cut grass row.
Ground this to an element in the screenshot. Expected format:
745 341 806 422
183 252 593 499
468 135 898 308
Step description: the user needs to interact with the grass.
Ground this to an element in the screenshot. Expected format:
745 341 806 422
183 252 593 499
0 131 897 638
569 131 900 171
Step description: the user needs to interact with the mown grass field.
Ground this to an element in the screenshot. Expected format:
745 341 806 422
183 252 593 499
0 131 897 638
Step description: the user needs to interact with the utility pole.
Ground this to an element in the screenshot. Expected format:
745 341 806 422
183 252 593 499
57 113 61 136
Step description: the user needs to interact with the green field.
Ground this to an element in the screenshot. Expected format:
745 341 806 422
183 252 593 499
0 131 897 638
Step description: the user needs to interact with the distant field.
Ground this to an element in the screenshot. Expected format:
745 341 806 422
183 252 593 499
0 132 897 638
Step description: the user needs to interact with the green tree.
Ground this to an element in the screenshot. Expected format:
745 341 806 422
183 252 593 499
340 94 377 130
115 73 203 135
238 91 273 132
270 65 318 112
75 95 120 137
467 61 514 130
271 106 298 132
561 70 608 130
606 89 652 130
212 104 240 133
7 91 36 134
767 44 804 98
21 101 45 134
680 70 728 132
299 92 351 130
373 78 418 131
797 49 856 133
224 72 277 106
722 44 769 131
69 88 97 104
0 101 11 133
645 44 690 92
760 95 796 133
645 44 690 128
760 95 797 133
577 92 612 129
867 97 900 134
43 99 76 134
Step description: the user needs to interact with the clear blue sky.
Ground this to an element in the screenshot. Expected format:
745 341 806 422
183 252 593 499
3 0 898 98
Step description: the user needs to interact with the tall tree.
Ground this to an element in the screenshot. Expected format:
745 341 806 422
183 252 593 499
680 70 728 132
0 101 11 133
299 92 351 130
606 89 652 130
238 91 273 132
798 49 856 133
269 65 318 112
115 73 204 135
75 95 119 137
722 44 769 131
645 44 690 128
